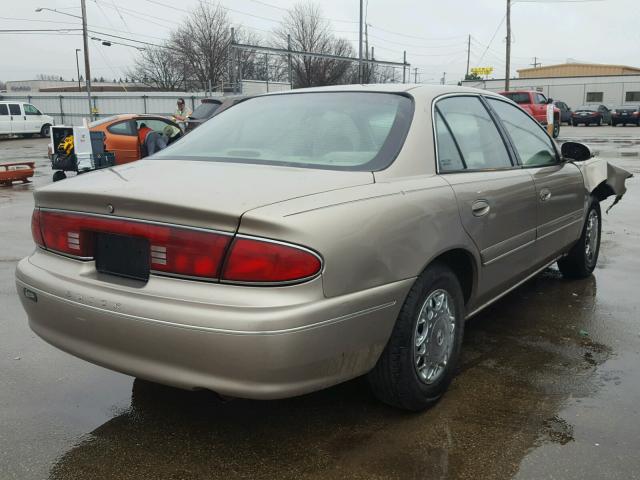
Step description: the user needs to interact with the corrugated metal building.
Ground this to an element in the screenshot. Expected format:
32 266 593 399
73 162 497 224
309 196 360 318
462 63 640 109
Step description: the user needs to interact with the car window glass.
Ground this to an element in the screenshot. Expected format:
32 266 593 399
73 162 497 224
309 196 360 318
108 121 135 135
8 104 21 115
136 119 170 132
502 92 529 104
487 98 557 167
23 104 40 115
435 111 465 172
0 104 8 115
535 94 547 104
436 96 512 170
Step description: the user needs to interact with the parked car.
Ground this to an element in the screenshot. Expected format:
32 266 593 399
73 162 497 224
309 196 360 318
0 101 54 137
185 96 250 132
17 85 630 411
571 105 611 126
554 100 572 125
611 105 640 126
88 114 183 164
498 90 561 137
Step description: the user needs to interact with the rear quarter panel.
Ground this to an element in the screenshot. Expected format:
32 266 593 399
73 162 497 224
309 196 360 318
239 176 478 299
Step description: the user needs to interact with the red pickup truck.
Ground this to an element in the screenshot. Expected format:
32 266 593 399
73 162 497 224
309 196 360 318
499 90 561 138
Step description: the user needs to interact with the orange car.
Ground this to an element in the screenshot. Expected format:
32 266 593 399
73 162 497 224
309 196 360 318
89 114 183 164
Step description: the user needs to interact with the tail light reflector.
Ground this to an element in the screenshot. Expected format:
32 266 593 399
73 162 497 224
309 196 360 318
31 209 45 248
221 237 321 283
33 210 231 279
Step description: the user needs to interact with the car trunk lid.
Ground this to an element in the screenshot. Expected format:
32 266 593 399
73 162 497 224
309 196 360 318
35 159 374 232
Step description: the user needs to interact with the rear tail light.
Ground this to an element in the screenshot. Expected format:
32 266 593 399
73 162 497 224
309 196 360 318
221 237 321 283
633 111 639 116
31 209 44 248
31 209 322 284
34 210 231 279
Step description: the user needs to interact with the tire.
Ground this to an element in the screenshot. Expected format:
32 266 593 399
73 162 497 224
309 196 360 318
571 120 577 126
52 171 67 182
552 120 560 138
21 133 34 138
367 262 465 411
597 118 602 126
557 199 601 279
40 124 51 137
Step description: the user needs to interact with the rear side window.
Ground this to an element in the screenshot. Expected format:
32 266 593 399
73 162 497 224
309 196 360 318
8 104 21 115
107 121 135 136
434 112 465 172
502 92 530 104
435 96 512 171
0 104 8 115
487 98 557 167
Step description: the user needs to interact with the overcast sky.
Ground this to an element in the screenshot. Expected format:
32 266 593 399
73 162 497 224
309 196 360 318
1 0 639 84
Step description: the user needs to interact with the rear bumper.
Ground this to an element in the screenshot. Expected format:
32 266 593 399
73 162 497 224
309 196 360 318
612 115 639 124
16 250 412 399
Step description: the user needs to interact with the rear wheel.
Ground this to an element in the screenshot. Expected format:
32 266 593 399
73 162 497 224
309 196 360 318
367 262 465 411
558 199 601 279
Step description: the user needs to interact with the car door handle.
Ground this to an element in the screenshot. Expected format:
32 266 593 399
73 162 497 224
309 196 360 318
539 189 552 202
472 200 490 217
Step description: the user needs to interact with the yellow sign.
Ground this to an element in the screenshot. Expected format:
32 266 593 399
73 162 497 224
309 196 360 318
471 67 494 76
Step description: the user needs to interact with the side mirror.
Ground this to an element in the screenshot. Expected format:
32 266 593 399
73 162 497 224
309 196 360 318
547 98 554 104
561 142 592 162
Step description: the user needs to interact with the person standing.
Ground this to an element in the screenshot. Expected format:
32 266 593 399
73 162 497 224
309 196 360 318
172 98 192 131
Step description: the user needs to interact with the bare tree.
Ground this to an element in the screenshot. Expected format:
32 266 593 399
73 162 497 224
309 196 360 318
170 2 233 90
127 44 185 91
273 2 355 88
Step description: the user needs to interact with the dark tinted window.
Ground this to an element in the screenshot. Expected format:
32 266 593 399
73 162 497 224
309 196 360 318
625 91 640 102
8 104 21 115
502 92 530 104
435 112 465 172
488 98 557 167
155 92 414 171
436 96 512 170
575 106 596 112
0 104 8 115
190 102 221 120
586 92 603 102
107 120 135 136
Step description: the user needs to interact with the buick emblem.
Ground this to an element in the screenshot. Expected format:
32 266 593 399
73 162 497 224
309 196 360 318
107 204 114 214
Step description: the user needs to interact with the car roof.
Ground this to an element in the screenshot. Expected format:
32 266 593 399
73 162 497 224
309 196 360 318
258 83 503 102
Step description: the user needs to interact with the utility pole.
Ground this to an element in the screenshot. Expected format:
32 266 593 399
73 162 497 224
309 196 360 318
364 23 369 83
402 51 407 83
466 34 471 78
505 0 511 91
358 0 363 83
414 67 418 83
531 56 541 68
287 34 293 89
80 0 93 119
75 49 81 92
441 72 446 85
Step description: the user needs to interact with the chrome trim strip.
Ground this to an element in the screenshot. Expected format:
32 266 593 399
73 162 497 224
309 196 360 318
38 207 235 236
18 279 395 336
482 238 536 266
465 258 559 320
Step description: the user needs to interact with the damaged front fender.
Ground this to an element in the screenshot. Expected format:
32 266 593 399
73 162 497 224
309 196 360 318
577 159 633 212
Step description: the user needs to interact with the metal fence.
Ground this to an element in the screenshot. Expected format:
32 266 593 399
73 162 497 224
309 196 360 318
0 80 290 126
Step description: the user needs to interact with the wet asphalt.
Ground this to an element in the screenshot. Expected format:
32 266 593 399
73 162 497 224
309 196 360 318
1 127 639 480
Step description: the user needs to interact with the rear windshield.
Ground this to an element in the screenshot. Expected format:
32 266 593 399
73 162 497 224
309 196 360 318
502 92 530 104
154 92 414 171
190 101 221 120
575 106 596 111
615 105 638 110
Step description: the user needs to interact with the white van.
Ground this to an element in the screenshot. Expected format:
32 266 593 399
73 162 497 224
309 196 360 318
0 102 54 137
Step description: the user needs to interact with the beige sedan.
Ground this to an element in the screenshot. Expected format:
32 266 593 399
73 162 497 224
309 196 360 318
16 85 630 411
